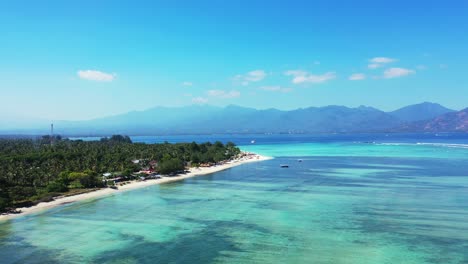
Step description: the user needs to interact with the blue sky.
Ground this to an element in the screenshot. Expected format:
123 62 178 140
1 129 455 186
0 0 467 120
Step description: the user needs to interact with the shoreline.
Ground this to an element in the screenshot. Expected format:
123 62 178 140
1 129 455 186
0 153 272 221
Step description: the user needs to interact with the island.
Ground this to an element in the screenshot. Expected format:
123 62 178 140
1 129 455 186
0 135 269 217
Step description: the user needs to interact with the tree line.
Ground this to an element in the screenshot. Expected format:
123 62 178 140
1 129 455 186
0 135 240 213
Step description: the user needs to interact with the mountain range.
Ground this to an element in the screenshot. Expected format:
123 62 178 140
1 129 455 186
396 107 468 132
1 102 466 135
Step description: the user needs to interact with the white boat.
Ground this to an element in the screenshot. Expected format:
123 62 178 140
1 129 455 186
251 140 256 144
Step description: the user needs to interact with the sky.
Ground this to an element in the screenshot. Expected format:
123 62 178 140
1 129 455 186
0 0 467 121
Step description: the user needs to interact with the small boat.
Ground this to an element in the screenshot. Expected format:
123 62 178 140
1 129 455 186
297 159 303 162
251 140 256 144
280 164 289 168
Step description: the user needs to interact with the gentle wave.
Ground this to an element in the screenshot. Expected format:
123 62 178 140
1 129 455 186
415 143 468 149
370 142 468 149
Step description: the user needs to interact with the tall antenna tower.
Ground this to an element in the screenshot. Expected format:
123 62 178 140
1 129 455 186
50 123 54 145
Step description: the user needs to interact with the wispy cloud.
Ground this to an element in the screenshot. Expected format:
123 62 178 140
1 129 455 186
182 81 193 86
415 65 427 70
285 70 336 84
349 73 366 81
259 86 293 93
383 68 415 79
284 70 307 77
77 70 115 82
368 57 396 69
192 97 208 104
370 57 396 64
207 90 241 98
234 70 267 86
439 64 448 69
368 63 382 69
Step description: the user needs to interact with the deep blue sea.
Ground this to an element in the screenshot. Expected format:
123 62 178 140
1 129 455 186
1 133 468 263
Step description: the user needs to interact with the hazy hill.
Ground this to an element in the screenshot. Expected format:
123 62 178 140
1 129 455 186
0 102 464 135
397 108 468 132
45 104 401 135
389 102 455 122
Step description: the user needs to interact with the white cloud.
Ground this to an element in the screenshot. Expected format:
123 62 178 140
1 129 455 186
314 61 321 65
285 70 336 84
383 67 415 79
349 73 366 81
182 81 193 86
370 57 396 64
234 70 267 86
368 57 396 70
368 63 382 69
245 70 266 81
207 90 241 99
77 70 115 82
259 86 293 93
192 97 208 104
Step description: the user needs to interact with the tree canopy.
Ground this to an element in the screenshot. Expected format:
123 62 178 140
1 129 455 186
0 136 240 213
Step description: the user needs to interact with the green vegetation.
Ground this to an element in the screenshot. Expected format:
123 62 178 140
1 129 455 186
0 135 240 213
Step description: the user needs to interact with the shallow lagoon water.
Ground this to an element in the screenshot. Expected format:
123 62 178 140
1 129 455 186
1 136 468 263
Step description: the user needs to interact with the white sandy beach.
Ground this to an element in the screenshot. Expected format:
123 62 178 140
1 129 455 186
0 153 272 221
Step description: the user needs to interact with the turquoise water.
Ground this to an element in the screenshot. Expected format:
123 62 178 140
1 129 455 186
1 138 468 263
242 141 468 159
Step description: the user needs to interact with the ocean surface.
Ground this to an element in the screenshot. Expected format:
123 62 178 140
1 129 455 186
1 133 468 263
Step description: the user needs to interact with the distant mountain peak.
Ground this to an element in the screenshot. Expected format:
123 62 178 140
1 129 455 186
357 105 381 111
389 102 455 123
224 104 252 110
396 107 468 132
